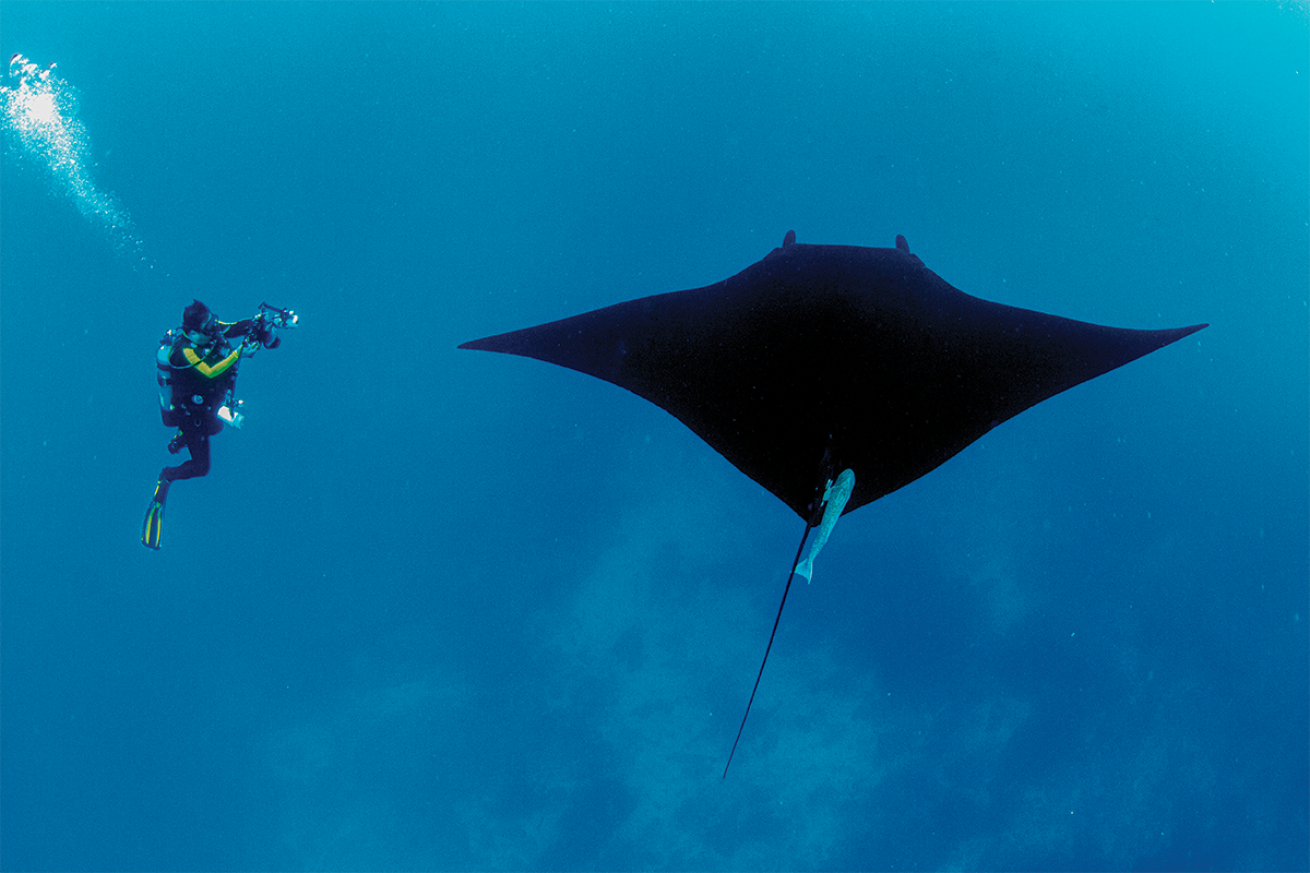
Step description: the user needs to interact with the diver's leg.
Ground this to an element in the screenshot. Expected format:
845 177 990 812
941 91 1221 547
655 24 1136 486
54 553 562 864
161 427 211 481
145 427 210 549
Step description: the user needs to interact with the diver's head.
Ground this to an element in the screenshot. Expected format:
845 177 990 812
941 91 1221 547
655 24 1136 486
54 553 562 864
181 300 217 343
182 300 212 331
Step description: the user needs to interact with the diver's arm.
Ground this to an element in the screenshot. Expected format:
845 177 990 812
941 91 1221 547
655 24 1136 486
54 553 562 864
218 319 255 338
182 345 242 378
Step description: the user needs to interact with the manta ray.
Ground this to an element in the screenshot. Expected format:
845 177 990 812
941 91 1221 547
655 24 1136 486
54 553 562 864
460 231 1207 775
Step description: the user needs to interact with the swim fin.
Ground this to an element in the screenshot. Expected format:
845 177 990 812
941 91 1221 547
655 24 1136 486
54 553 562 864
142 478 171 550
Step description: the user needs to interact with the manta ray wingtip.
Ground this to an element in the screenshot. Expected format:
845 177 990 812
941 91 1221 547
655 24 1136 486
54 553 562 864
1164 323 1209 344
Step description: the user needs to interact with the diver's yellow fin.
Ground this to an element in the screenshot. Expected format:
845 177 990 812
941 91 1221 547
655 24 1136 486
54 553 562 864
141 479 170 550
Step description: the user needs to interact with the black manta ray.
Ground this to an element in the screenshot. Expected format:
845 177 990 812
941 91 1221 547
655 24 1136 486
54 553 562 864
460 231 1207 775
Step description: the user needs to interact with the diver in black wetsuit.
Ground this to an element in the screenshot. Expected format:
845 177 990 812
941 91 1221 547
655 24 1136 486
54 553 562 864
142 299 296 549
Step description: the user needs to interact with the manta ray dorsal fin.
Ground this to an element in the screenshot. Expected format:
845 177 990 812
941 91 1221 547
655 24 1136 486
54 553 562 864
782 229 796 247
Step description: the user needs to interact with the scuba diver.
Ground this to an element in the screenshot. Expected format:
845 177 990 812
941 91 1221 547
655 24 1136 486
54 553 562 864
143 299 297 550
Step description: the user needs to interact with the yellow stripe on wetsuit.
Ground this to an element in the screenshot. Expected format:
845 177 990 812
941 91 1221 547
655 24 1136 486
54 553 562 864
182 344 241 378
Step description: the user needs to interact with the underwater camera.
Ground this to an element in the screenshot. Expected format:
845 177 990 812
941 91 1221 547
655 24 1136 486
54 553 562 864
251 301 299 349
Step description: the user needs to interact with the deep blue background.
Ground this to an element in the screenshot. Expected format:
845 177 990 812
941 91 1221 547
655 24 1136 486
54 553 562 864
2 3 1306 871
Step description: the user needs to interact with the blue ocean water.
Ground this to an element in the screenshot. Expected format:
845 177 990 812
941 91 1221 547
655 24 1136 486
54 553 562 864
1 3 1306 870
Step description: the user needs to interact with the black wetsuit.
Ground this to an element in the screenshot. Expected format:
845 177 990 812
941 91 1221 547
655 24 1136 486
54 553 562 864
159 319 252 483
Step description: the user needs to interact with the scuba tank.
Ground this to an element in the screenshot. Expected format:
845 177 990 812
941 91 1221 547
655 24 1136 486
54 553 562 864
156 329 181 427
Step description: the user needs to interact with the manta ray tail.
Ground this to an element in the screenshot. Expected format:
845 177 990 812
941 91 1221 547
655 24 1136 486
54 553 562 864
723 522 813 778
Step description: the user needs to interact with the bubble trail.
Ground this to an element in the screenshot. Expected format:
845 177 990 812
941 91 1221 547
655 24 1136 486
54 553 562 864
2 53 146 263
